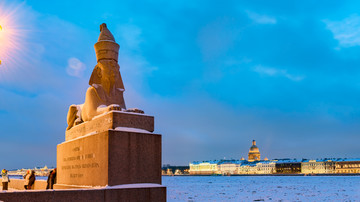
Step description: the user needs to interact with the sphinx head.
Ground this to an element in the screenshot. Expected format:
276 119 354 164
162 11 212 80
89 61 116 94
89 60 124 94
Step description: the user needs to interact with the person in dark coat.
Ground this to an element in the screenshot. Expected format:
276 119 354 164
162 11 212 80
46 168 56 189
28 170 36 190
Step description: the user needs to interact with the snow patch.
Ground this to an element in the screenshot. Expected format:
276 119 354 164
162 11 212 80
63 131 98 143
105 183 164 189
112 127 151 134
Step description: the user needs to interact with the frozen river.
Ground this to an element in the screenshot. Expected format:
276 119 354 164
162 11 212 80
162 176 360 201
8 175 360 200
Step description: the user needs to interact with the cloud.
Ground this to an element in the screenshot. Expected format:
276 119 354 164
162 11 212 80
324 14 360 48
66 57 86 77
246 11 277 24
253 65 304 81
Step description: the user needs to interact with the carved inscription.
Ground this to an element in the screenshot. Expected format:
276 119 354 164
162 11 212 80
63 153 95 162
61 146 99 179
70 173 83 178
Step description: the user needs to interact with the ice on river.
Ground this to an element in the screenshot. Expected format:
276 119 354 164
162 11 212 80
162 176 360 201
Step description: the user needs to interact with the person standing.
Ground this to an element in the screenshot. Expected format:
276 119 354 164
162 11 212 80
1 169 9 191
28 170 36 190
23 170 30 190
46 168 56 189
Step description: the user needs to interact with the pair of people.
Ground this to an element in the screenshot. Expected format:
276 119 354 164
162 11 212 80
1 169 9 190
23 170 35 190
3 168 56 190
46 168 56 189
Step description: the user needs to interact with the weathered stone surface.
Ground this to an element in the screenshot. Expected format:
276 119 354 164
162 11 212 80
108 130 162 186
65 111 154 141
58 129 161 187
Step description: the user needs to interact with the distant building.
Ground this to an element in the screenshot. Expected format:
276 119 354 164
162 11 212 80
174 169 182 175
238 163 257 174
189 160 220 175
302 159 336 174
248 140 261 162
166 168 173 175
218 160 241 175
335 159 360 174
161 165 190 175
256 161 276 174
275 159 302 174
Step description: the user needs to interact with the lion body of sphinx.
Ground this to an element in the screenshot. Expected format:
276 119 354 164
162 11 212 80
66 82 126 130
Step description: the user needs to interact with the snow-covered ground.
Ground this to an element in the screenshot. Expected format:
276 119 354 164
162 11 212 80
162 176 360 201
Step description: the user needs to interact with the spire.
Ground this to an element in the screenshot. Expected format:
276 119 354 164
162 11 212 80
252 140 256 146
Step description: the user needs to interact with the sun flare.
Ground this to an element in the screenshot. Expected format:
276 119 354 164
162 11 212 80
0 2 30 72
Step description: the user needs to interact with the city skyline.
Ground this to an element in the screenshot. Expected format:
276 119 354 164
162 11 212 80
189 139 360 165
2 1 360 169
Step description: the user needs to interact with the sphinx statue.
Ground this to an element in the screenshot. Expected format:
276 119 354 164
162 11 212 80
66 23 128 130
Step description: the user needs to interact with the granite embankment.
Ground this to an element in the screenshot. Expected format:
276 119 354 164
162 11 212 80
1 179 47 190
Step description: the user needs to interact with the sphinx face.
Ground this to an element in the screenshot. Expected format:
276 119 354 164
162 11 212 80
99 66 116 95
95 61 119 94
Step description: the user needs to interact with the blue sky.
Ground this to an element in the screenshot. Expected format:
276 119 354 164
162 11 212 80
1 0 360 168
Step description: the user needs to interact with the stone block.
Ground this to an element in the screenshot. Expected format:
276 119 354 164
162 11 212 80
57 129 161 187
65 111 154 141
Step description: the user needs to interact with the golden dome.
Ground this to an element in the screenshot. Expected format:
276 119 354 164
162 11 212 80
249 145 259 153
249 140 260 153
248 140 261 162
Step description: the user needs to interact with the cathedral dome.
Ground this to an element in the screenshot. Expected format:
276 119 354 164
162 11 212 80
249 145 259 153
248 140 260 162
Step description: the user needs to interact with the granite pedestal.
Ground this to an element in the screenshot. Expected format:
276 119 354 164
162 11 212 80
56 111 161 188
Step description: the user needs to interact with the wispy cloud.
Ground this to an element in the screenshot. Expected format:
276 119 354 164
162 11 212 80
253 65 304 81
246 11 277 24
66 57 86 77
324 14 360 48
